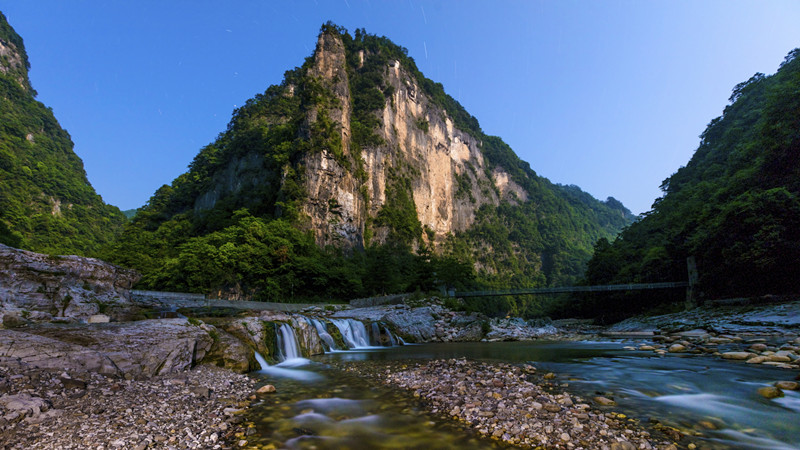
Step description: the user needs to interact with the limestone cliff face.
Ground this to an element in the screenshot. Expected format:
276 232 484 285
0 244 141 324
0 12 31 92
299 31 525 249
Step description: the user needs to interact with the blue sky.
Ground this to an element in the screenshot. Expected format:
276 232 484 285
2 1 799 215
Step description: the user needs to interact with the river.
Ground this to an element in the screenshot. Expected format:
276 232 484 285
246 340 800 449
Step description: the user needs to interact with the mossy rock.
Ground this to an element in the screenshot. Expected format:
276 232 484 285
325 321 347 350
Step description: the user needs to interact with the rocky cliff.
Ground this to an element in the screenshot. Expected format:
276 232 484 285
0 244 140 325
115 24 633 297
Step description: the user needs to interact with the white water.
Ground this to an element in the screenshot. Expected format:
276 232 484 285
277 323 302 361
255 350 323 382
307 318 339 351
330 318 371 348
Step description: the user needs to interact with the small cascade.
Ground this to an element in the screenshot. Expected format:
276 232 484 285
254 351 270 370
330 318 371 348
307 318 339 351
384 326 397 346
277 323 302 361
370 322 382 346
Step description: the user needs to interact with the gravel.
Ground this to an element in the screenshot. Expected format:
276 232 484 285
0 358 257 449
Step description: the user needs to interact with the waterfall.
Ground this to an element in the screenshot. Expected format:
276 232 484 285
384 326 397 346
307 318 339 351
330 318 371 348
277 323 302 361
254 351 270 370
371 322 382 346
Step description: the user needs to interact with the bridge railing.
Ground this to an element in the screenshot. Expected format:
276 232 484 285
453 281 689 298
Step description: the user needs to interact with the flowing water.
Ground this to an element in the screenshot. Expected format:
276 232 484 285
248 340 800 449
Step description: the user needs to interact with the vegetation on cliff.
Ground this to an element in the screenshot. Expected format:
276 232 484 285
568 48 800 321
0 12 125 256
102 23 632 312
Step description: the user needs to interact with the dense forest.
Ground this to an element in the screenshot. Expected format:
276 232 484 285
0 12 125 256
101 23 633 314
566 48 800 321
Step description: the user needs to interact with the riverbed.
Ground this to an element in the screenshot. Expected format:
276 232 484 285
246 340 800 449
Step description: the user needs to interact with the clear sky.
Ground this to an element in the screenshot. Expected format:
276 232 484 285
2 1 799 215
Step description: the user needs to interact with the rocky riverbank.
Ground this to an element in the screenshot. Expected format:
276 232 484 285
330 358 685 450
0 359 257 449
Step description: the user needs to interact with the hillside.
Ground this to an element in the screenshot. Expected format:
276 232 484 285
106 24 633 311
578 48 800 319
0 12 125 256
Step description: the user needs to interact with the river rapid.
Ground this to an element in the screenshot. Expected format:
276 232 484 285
245 340 800 449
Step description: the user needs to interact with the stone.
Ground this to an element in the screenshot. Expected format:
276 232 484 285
88 314 111 323
0 318 220 378
775 381 799 391
757 386 784 399
0 244 140 323
667 344 686 353
0 393 50 416
256 384 276 394
594 396 617 406
190 386 212 398
721 352 754 360
60 377 87 390
749 343 768 352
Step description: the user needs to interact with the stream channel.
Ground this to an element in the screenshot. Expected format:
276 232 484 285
246 341 800 449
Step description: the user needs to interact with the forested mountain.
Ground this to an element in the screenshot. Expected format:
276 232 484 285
0 12 125 256
578 48 800 319
104 24 633 310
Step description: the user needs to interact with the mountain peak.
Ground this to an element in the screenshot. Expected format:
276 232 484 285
0 12 32 92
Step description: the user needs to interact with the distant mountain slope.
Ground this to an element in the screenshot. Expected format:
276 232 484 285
107 24 633 307
582 48 800 315
0 12 125 255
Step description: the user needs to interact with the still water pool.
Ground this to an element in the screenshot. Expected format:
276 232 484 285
248 341 800 449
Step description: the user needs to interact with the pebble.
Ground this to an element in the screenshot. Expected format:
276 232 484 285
0 361 256 449
348 358 674 448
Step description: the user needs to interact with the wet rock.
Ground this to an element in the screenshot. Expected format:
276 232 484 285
757 386 784 399
721 351 754 360
667 344 686 353
775 381 799 390
749 343 768 352
594 396 617 406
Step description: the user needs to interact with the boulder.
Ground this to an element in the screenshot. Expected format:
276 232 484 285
3 318 227 378
757 386 784 399
203 327 253 373
0 244 140 324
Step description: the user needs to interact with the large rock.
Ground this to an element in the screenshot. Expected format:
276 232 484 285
0 244 140 324
0 318 235 378
0 330 120 375
203 328 254 373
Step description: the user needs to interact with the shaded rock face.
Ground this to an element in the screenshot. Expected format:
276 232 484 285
0 319 224 378
0 244 141 324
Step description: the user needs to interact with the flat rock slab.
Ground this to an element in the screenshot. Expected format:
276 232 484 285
0 319 218 378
